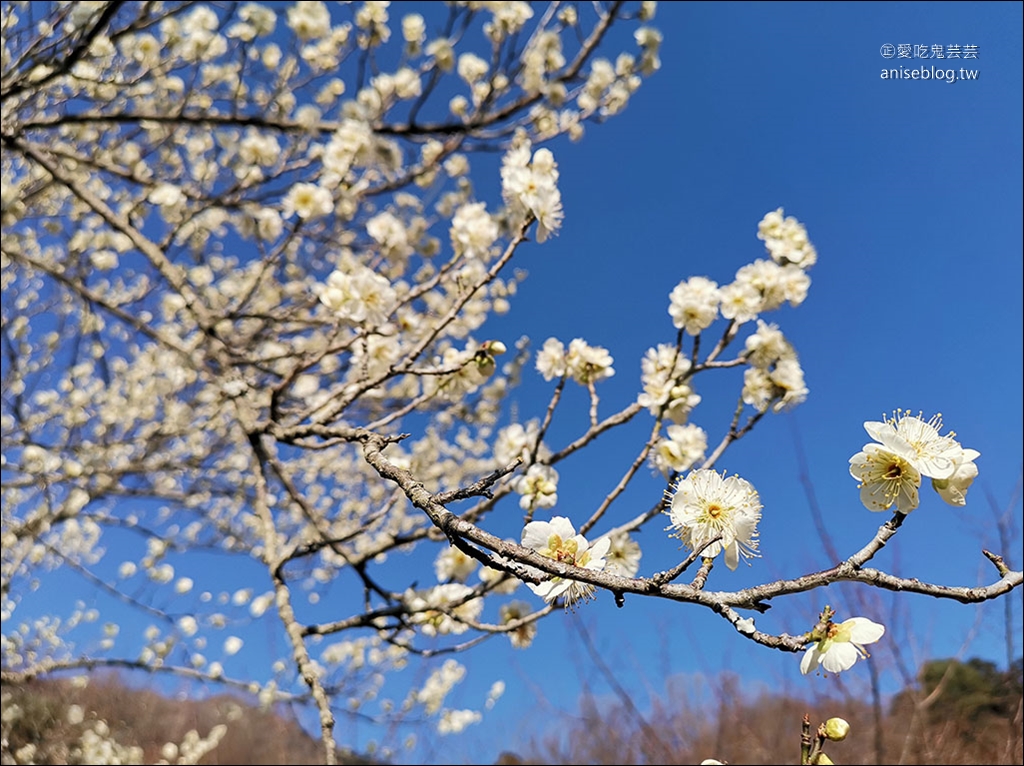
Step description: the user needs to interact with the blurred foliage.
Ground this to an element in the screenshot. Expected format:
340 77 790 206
2 658 1021 764
1 674 379 765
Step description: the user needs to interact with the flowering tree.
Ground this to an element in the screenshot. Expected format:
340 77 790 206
1 2 1020 764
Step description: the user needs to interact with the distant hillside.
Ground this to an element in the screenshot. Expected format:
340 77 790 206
2 657 1021 765
1 674 379 765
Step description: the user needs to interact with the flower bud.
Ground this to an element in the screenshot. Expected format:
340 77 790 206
474 354 496 376
824 717 850 741
485 340 507 355
815 754 835 765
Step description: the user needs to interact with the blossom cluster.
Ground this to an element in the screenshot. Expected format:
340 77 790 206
668 208 815 335
849 410 980 513
317 260 397 326
535 337 615 384
501 135 564 243
741 319 808 413
631 209 816 486
637 343 700 422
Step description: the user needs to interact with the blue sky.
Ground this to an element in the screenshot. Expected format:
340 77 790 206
440 2 1023 762
12 2 1022 764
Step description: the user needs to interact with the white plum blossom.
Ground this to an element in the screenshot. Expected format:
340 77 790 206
483 1 534 40
317 265 396 326
237 3 277 38
402 13 426 49
89 249 118 270
457 52 489 83
499 601 537 648
515 464 559 510
741 325 808 413
427 344 494 399
651 423 708 477
238 129 281 169
405 584 483 636
536 337 568 380
800 616 885 676
744 320 792 369
282 182 333 219
321 120 373 181
521 516 609 609
599 530 642 577
565 338 614 384
393 67 422 99
493 421 548 467
634 26 662 74
718 279 762 324
434 546 478 583
768 357 808 410
149 183 184 207
668 276 720 335
863 411 966 481
932 448 981 506
437 708 482 735
479 559 521 595
637 344 700 423
486 679 505 710
427 38 455 71
501 138 564 242
349 333 403 381
366 211 413 261
851 411 978 512
415 659 465 715
849 443 921 513
732 259 809 312
667 469 762 570
758 207 818 268
178 616 198 636
450 202 499 258
287 1 330 40
249 593 274 618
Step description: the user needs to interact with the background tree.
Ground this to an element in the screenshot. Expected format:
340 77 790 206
1 2 1020 764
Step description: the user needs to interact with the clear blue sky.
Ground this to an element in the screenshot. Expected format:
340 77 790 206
17 2 1022 764
444 2 1023 762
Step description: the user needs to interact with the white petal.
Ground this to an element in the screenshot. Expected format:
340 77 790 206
521 520 554 550
800 646 820 675
545 579 571 600
587 536 611 561
894 481 920 513
820 643 859 673
862 421 888 442
547 516 577 539
844 617 885 644
528 579 566 601
915 452 958 480
723 541 739 570
694 537 724 560
859 482 892 512
732 515 758 541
